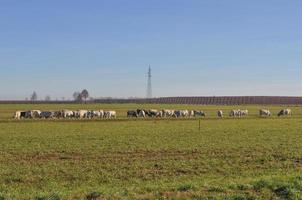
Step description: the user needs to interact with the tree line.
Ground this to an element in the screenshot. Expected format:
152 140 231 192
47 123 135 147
28 89 90 103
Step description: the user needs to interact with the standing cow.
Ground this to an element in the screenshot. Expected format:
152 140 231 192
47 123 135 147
62 110 74 118
14 111 27 119
217 110 223 118
104 111 116 119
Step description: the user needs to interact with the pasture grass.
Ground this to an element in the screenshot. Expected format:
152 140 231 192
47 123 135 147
0 104 301 199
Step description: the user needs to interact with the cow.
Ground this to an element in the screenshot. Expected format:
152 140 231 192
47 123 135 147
87 110 102 119
278 109 292 117
138 110 146 118
14 111 26 119
189 110 195 117
240 109 249 116
62 110 74 118
104 111 116 119
229 110 241 117
127 110 138 118
194 110 206 117
162 110 174 117
174 110 189 118
217 110 223 118
99 110 105 118
260 109 271 117
148 109 158 117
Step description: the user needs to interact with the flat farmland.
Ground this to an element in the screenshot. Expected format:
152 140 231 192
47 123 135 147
0 104 302 199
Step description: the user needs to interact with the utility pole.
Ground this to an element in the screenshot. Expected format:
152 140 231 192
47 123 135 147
147 66 152 99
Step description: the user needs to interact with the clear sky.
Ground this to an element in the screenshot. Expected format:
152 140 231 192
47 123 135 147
0 0 301 100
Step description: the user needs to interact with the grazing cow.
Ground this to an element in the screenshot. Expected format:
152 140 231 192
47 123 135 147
194 110 206 117
104 111 116 119
127 110 138 118
217 110 223 118
278 109 291 117
162 110 174 117
260 109 271 117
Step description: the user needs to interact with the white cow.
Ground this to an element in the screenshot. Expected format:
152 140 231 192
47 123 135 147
240 109 249 116
260 109 271 117
14 111 24 119
181 110 189 117
217 110 223 118
138 110 146 118
104 111 116 119
62 110 74 118
99 110 105 118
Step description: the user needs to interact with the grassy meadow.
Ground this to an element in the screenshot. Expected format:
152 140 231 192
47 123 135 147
0 104 302 199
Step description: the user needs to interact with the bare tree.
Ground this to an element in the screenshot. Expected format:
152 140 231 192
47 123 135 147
81 89 89 104
30 91 38 102
73 91 82 102
45 95 51 101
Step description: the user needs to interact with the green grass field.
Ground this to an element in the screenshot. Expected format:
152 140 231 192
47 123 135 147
0 104 302 200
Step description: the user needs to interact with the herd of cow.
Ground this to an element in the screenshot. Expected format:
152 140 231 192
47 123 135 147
14 110 117 119
13 108 292 119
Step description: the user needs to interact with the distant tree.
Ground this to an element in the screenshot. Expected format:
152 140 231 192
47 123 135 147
81 89 89 104
45 95 51 101
73 91 82 102
30 91 38 102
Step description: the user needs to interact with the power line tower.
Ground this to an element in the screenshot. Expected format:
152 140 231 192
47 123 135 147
147 66 152 98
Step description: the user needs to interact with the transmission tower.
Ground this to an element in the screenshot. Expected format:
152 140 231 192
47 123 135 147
147 66 152 98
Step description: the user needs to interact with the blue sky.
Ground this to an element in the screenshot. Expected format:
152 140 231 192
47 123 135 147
0 0 301 100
